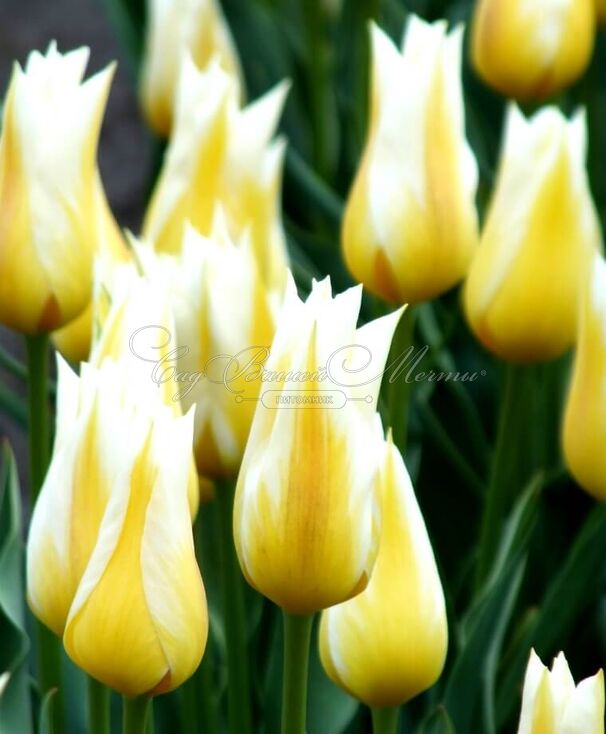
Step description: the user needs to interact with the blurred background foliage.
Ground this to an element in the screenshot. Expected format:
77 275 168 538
1 0 606 732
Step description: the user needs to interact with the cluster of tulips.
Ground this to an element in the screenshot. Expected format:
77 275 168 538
1 0 606 732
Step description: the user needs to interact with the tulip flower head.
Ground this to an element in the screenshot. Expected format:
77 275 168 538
342 17 479 305
233 277 403 614
563 255 606 501
142 213 280 480
0 44 115 334
517 650 604 733
140 0 242 136
27 358 207 695
471 0 595 101
143 56 289 293
464 105 602 363
319 431 447 707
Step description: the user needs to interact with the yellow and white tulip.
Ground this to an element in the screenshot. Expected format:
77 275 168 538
0 44 115 334
27 358 207 695
233 277 403 614
140 0 242 136
319 432 447 707
141 212 280 480
517 650 604 733
464 105 602 363
342 18 479 305
142 56 289 293
471 0 595 100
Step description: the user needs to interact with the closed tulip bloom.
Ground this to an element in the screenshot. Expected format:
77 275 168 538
143 56 289 292
140 0 242 137
517 650 604 733
342 18 479 305
464 106 602 363
319 432 447 707
0 44 115 334
52 178 129 363
62 402 206 696
143 213 281 480
471 0 594 101
233 277 403 614
563 256 606 501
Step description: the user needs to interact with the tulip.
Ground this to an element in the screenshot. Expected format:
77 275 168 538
319 431 447 707
27 358 207 695
464 106 602 363
52 176 129 363
563 256 606 501
471 0 595 101
140 0 242 137
140 212 281 481
63 404 206 696
0 44 115 334
517 650 604 733
342 18 479 305
143 56 289 293
233 276 403 614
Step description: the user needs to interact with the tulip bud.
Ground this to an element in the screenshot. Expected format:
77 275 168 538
319 432 447 707
0 44 115 334
464 106 602 363
342 18 479 305
52 174 130 363
140 0 242 137
63 404 206 696
27 358 207 695
143 56 289 293
471 0 595 100
517 650 604 733
233 277 403 614
563 256 606 501
140 212 280 481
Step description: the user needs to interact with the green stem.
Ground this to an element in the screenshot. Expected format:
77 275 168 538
25 334 50 502
302 0 331 178
387 305 416 453
216 481 253 734
122 696 151 734
88 677 110 734
26 334 64 732
281 612 314 734
371 706 400 734
181 512 218 734
475 364 532 588
285 148 343 226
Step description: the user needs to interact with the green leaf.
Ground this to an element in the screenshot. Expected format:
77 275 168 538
0 442 32 734
496 501 606 728
435 478 540 734
419 705 457 734
38 689 57 734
